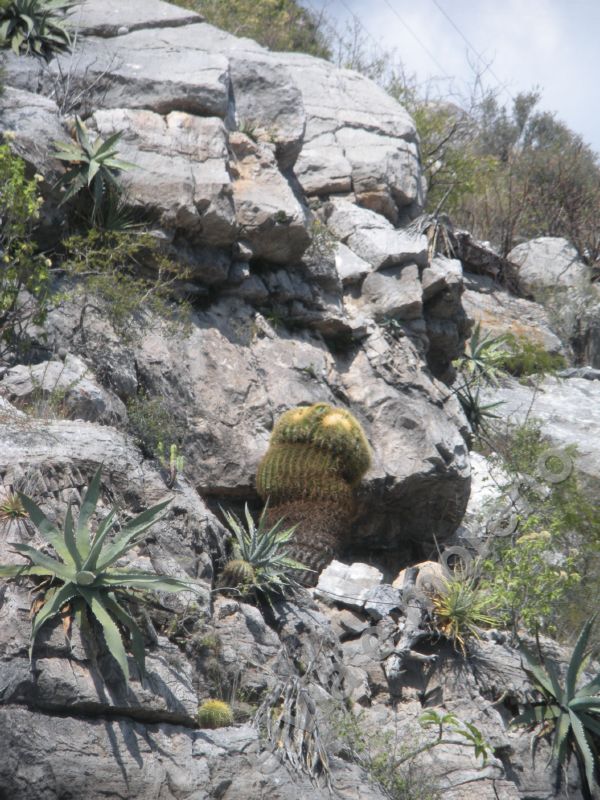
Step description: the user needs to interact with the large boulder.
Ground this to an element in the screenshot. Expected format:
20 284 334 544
462 271 565 355
508 237 590 298
279 53 423 221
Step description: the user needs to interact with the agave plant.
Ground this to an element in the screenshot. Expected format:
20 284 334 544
0 467 196 683
430 577 497 655
0 0 74 60
457 323 510 386
514 617 600 797
53 117 136 223
455 381 503 434
219 503 307 597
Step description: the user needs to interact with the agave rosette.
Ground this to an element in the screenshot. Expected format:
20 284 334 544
0 467 196 682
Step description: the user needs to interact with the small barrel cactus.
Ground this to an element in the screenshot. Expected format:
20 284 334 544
197 699 234 729
219 558 256 589
256 403 371 585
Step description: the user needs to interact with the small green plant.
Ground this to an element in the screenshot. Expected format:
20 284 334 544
430 577 497 655
455 323 510 386
497 333 567 378
53 117 135 224
333 706 491 800
219 503 306 598
62 228 191 339
303 217 336 263
197 698 234 729
0 0 73 60
126 392 185 459
157 442 184 488
0 144 52 362
0 490 27 535
453 324 508 435
455 382 503 434
481 529 581 639
237 118 258 142
0 467 196 683
513 616 600 797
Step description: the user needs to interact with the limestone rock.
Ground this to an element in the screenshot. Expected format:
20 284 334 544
0 354 127 425
228 132 309 263
462 271 564 355
0 87 66 183
314 561 383 610
92 109 236 246
280 53 423 220
360 263 423 321
484 375 600 494
334 242 373 285
325 200 428 269
508 237 590 297
363 584 402 621
68 0 202 37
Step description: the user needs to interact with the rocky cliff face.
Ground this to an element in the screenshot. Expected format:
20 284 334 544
0 2 594 799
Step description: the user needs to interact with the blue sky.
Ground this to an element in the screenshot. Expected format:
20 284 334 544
308 0 600 155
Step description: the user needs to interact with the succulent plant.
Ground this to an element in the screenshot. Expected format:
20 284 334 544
514 616 600 797
0 0 74 61
0 467 197 683
219 503 306 597
256 403 371 584
197 699 234 729
53 117 136 224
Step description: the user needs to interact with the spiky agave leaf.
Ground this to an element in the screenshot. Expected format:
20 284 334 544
0 467 198 683
220 503 307 597
514 617 600 795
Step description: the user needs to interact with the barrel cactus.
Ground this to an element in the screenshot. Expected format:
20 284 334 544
197 699 234 729
256 403 371 584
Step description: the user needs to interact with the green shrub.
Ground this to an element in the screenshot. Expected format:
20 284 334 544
0 467 196 683
497 334 567 378
126 392 185 459
170 0 331 58
0 143 52 362
481 421 599 639
197 699 233 729
0 0 73 60
61 228 191 339
334 707 491 800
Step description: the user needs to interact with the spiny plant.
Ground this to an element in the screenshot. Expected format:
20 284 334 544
0 0 74 60
157 441 184 489
455 382 503 435
53 117 135 224
256 403 371 584
197 699 234 729
0 490 26 522
455 322 510 386
514 616 600 798
219 503 306 598
0 467 196 683
430 577 497 655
